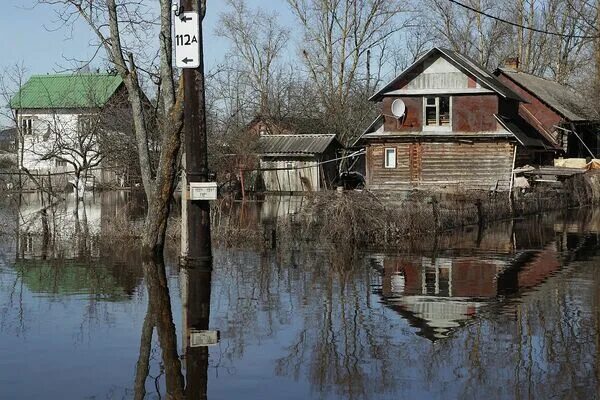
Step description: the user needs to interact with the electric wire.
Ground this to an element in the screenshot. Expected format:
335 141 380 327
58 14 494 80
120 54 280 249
447 0 599 39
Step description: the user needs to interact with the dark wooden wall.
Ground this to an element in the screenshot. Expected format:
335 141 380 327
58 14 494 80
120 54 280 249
366 140 515 191
452 95 499 132
496 73 563 133
380 94 501 134
382 97 422 132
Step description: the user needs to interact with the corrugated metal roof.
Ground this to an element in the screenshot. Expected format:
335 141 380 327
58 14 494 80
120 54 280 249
370 47 524 102
258 134 340 155
10 73 123 109
497 68 597 122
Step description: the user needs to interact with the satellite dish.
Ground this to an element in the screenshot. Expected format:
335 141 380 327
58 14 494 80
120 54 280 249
391 99 406 118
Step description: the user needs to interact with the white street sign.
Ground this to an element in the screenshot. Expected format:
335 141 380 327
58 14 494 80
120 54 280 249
190 330 219 347
174 12 200 69
189 182 218 201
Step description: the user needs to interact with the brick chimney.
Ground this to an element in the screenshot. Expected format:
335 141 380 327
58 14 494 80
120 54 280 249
504 57 520 71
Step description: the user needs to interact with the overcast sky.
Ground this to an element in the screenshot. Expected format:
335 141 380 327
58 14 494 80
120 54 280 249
0 0 296 75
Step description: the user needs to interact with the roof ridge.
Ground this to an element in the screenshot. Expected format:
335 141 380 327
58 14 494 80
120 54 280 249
500 68 576 88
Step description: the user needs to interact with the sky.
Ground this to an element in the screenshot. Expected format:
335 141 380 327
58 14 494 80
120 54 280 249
0 0 296 75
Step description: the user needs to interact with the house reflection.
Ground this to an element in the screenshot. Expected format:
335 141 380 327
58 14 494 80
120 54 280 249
371 215 581 341
11 191 146 300
374 255 503 340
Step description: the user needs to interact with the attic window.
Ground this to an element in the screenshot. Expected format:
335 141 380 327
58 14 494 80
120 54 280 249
424 96 452 129
78 115 95 134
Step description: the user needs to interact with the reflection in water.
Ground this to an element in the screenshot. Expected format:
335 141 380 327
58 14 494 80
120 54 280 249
1 195 600 399
133 257 212 400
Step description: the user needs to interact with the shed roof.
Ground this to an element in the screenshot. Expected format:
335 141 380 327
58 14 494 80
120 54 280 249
258 134 340 156
10 73 123 109
371 47 524 102
496 68 597 122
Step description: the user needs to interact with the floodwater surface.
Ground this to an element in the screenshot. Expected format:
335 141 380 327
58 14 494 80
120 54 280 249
0 193 599 399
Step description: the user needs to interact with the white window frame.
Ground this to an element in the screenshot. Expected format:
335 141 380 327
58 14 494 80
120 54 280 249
423 96 452 132
384 147 396 169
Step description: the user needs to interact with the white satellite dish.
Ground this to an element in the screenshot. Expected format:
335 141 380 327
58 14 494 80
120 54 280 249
391 99 406 118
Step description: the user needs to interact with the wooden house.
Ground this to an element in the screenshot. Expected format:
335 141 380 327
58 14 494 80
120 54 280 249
258 134 342 192
495 60 599 161
355 47 556 192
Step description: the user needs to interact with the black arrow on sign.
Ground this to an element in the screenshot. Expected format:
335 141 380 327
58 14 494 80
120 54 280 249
182 57 194 64
181 15 192 22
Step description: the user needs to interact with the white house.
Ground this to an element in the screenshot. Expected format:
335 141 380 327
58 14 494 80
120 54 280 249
10 73 130 193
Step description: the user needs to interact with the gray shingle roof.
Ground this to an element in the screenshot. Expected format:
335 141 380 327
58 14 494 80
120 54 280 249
497 68 597 122
370 47 524 102
258 134 340 156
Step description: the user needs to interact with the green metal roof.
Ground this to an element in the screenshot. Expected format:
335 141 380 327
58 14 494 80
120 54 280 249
15 260 132 301
10 73 123 109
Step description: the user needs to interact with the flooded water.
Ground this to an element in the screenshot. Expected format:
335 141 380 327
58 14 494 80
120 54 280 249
1 192 599 399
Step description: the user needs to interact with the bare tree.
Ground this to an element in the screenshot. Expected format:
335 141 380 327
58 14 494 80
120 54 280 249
0 64 29 192
216 0 290 115
422 0 511 68
34 0 193 254
287 0 409 145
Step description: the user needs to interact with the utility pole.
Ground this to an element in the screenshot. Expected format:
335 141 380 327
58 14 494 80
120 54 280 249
181 264 212 399
180 0 212 267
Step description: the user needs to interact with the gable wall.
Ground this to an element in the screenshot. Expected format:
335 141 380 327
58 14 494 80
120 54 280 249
379 55 503 134
400 56 470 90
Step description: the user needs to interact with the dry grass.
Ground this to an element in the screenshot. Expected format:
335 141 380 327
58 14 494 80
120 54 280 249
285 174 600 248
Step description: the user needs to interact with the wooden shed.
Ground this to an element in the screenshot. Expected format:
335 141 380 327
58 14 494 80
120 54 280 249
355 47 555 192
258 134 342 192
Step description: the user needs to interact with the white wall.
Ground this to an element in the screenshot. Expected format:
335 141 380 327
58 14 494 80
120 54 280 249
18 109 96 175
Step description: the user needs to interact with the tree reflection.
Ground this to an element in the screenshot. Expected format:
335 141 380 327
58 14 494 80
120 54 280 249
135 256 212 399
205 211 600 400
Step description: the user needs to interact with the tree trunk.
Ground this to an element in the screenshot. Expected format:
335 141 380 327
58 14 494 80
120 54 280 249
141 82 185 254
596 0 600 92
143 257 185 399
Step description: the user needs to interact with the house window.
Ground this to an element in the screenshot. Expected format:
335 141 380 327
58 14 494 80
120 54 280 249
78 115 95 134
423 96 452 128
55 158 67 168
384 148 396 168
19 116 34 135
